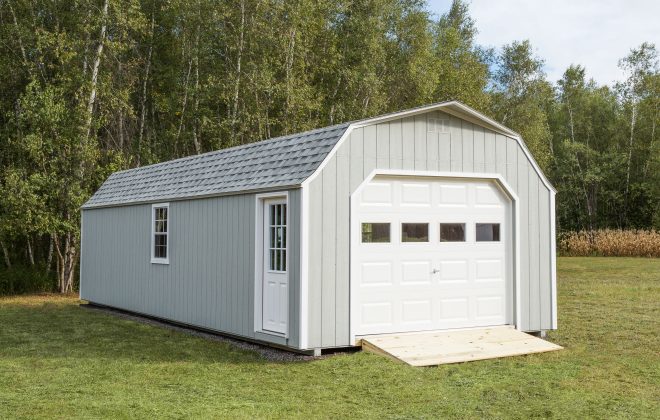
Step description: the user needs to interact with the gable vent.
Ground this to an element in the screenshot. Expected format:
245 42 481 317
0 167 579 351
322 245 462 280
428 116 449 133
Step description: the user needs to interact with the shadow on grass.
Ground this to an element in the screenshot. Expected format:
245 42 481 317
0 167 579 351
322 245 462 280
0 301 271 365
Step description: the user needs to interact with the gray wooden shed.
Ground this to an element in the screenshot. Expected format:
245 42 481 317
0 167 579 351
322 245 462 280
81 101 557 353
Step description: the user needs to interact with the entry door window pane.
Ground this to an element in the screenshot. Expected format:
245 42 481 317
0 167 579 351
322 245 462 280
402 223 429 242
440 223 465 242
476 223 500 241
361 223 390 243
268 203 287 272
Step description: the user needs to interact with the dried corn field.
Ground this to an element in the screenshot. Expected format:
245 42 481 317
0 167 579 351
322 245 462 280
558 230 660 257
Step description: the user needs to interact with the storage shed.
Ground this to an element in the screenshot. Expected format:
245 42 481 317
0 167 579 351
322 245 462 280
81 101 557 354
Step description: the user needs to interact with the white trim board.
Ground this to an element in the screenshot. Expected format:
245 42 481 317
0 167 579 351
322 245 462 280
348 170 522 346
550 191 558 329
299 186 310 349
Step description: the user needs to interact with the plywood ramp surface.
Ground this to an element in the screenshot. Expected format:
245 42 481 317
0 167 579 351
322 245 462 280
360 326 562 366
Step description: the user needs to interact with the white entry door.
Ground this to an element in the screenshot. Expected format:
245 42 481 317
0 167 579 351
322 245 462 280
262 198 288 334
352 176 513 336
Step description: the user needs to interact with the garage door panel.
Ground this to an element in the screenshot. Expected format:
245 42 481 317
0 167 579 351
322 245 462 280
353 176 512 336
475 185 505 206
475 259 503 281
437 260 469 282
475 296 505 319
360 182 392 206
438 184 468 206
437 297 470 322
401 300 433 323
360 262 393 286
401 183 431 206
401 261 432 285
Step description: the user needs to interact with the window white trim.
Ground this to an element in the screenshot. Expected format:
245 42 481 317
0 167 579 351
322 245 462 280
254 191 290 338
348 170 521 345
150 203 170 264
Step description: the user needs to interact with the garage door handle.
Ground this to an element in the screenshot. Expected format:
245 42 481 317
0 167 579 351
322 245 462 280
431 269 440 274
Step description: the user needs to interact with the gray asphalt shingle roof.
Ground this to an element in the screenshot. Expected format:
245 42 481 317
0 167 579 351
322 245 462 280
83 123 350 209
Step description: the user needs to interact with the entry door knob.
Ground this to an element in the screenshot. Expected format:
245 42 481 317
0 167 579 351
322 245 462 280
431 268 440 274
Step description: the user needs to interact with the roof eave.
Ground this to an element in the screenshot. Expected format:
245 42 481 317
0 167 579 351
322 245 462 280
81 183 303 210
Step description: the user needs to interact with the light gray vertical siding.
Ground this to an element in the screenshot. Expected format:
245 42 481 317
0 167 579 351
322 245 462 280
306 110 553 348
81 189 301 348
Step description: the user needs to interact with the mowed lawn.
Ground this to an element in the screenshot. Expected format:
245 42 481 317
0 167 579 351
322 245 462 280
0 258 658 419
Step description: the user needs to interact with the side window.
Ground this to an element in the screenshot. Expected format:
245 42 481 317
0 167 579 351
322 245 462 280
152 204 169 263
402 223 429 242
476 223 500 242
361 223 390 243
440 223 465 242
269 203 287 272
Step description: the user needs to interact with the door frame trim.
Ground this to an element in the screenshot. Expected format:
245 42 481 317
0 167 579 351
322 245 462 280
349 170 521 345
254 191 290 338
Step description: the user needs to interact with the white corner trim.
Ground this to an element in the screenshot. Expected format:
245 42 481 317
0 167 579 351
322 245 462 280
79 210 84 299
348 170 523 345
299 186 310 349
150 202 170 265
253 191 290 339
550 191 558 329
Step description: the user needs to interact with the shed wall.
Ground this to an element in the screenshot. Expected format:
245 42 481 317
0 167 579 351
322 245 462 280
306 110 553 348
81 190 302 348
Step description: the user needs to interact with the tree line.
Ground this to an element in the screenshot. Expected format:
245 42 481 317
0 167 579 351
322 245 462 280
0 0 658 292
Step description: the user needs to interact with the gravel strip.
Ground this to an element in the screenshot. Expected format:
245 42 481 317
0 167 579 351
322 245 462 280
81 303 327 362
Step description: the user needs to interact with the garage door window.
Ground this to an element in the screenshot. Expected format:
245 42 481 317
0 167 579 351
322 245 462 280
402 223 429 242
440 223 465 242
476 223 500 241
362 223 390 243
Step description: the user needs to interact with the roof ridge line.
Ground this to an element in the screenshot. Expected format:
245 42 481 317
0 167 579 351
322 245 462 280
111 122 349 177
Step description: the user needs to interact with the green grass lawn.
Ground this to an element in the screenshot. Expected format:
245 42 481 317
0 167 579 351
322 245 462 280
1 257 658 419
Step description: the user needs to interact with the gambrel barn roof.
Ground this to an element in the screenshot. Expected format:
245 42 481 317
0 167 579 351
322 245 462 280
83 101 553 209
83 123 350 208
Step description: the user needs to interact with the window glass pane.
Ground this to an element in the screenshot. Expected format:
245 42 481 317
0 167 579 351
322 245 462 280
402 223 429 242
476 223 500 241
152 207 169 261
276 227 283 248
282 204 287 225
361 223 390 243
440 223 465 242
282 226 286 247
270 204 275 226
282 250 286 271
270 249 276 270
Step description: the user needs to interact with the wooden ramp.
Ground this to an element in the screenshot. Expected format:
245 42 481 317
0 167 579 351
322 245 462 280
360 326 562 366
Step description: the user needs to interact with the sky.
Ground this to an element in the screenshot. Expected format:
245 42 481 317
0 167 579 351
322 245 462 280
426 0 660 86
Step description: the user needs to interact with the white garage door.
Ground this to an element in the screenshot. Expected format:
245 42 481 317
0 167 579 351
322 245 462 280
351 176 513 336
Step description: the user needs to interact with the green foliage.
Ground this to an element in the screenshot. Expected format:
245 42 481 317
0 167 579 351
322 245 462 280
0 0 658 292
0 266 57 295
491 40 553 171
0 258 658 418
